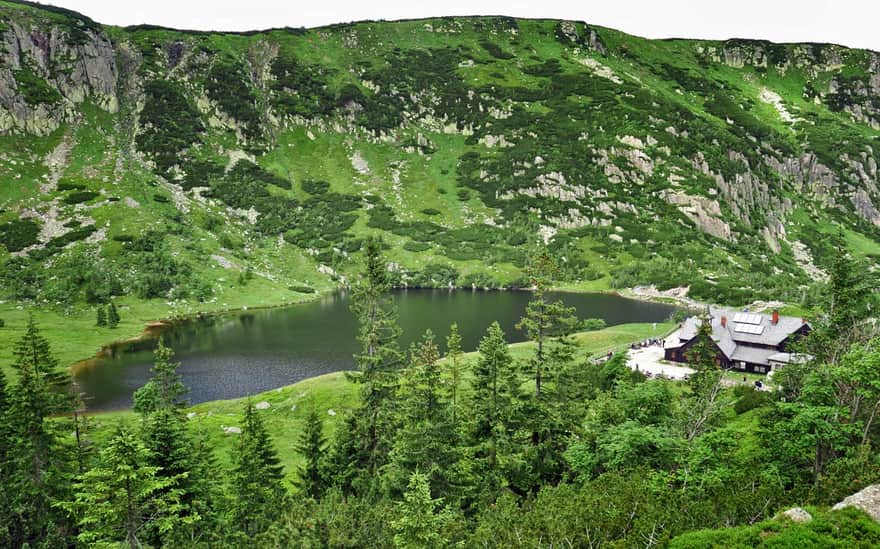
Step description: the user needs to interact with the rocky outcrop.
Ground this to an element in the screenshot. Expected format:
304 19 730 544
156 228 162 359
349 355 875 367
778 507 813 523
0 20 118 135
665 191 733 241
833 484 880 522
767 153 837 196
851 189 880 226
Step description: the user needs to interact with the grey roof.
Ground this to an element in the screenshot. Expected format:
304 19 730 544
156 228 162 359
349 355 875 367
669 306 810 364
730 346 778 366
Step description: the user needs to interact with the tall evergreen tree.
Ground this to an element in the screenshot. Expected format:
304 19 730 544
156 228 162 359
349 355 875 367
445 323 466 431
5 316 75 546
469 322 521 495
0 368 13 547
295 410 328 499
65 422 183 548
391 471 452 549
516 250 578 397
140 408 198 544
166 425 225 547
385 331 458 498
133 338 189 416
340 237 403 484
231 402 286 536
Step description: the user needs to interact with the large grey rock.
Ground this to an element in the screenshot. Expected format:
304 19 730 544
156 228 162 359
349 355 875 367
833 484 880 522
778 507 812 523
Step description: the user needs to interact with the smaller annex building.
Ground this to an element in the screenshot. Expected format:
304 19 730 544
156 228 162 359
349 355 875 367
664 307 811 374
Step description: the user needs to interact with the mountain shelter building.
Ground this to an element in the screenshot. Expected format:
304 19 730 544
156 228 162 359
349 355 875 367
663 307 811 374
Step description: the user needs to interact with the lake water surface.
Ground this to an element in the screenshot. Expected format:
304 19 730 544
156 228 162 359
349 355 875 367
75 290 677 411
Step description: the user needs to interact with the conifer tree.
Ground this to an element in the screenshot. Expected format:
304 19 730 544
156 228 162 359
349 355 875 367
470 322 521 493
133 338 189 416
5 316 75 546
343 237 403 481
386 331 458 497
445 323 466 430
65 422 182 548
107 301 120 328
295 410 328 499
96 306 107 327
0 369 13 547
391 471 452 549
516 249 578 397
231 402 286 536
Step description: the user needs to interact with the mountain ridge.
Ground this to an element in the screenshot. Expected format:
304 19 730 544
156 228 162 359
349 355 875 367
2 0 880 313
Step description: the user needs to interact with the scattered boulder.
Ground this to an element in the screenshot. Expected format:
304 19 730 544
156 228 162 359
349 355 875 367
223 426 242 435
255 401 271 410
186 412 196 420
778 507 812 523
327 409 337 416
833 484 880 522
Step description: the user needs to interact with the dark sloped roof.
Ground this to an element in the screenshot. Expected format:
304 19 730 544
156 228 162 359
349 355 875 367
665 307 809 365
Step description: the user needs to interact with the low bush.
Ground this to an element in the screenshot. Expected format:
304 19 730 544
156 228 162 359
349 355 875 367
403 241 431 252
301 179 330 195
289 285 316 294
63 191 100 204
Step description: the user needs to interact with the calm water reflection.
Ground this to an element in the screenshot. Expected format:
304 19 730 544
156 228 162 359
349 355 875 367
75 290 677 410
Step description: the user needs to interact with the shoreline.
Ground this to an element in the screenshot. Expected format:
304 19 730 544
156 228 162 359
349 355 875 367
69 284 684 375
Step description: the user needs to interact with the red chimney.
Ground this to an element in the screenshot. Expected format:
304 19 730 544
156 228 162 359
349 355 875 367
772 310 779 325
721 316 727 328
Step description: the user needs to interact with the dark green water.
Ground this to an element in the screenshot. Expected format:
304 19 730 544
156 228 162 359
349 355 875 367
75 290 676 411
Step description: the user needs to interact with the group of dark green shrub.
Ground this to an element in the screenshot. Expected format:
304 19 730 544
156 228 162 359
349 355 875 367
205 59 262 140
62 190 100 204
29 225 98 261
269 52 335 118
136 79 205 176
0 218 40 252
300 179 330 195
479 40 514 60
121 231 198 300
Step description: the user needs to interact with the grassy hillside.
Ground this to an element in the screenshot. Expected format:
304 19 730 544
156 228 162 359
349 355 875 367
1 1 880 370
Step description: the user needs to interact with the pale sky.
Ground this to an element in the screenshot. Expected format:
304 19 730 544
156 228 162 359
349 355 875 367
42 0 880 52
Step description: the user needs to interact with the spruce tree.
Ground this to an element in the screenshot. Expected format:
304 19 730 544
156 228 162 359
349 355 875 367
133 338 189 416
5 316 75 546
107 302 120 328
516 249 577 397
96 306 107 327
65 422 182 548
295 410 328 499
391 471 452 549
386 331 458 497
0 369 13 547
470 322 521 494
231 402 286 536
445 323 466 430
341 237 403 482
